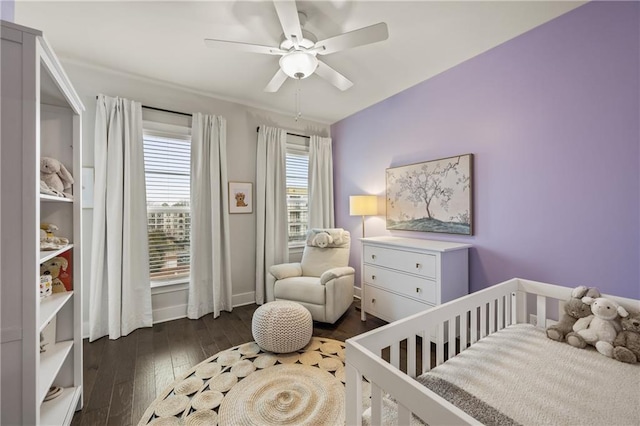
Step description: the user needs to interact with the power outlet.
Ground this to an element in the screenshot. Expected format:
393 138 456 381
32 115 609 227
529 314 538 326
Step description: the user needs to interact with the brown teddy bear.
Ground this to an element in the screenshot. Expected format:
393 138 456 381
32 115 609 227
40 257 69 293
613 311 640 364
546 286 600 342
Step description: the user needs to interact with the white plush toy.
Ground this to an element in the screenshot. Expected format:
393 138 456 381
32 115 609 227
312 232 333 248
40 157 74 193
567 296 628 357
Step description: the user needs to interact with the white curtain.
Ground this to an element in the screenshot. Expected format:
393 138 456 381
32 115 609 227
255 125 289 304
89 94 152 342
187 113 233 319
308 135 335 228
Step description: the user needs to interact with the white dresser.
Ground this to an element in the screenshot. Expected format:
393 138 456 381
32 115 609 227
360 237 470 322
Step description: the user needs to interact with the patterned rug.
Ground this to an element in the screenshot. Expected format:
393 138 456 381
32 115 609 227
138 337 349 425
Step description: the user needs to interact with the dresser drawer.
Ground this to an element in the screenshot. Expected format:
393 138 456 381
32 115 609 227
363 285 433 323
363 265 437 304
363 245 436 278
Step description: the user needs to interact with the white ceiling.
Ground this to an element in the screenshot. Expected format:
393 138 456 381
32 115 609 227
15 1 585 124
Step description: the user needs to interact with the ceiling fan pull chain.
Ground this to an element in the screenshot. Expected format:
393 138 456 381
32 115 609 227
295 78 302 121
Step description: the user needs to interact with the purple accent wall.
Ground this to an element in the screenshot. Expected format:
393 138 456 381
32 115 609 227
332 2 640 298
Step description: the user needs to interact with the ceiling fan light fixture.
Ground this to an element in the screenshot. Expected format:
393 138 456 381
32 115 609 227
279 51 318 79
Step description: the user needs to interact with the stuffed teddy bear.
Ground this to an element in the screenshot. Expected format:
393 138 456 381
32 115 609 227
40 256 69 293
613 311 640 364
567 296 628 357
40 157 74 194
546 286 601 342
312 231 333 248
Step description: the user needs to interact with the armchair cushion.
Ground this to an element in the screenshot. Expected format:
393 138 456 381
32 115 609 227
274 277 325 305
269 262 302 280
320 266 355 285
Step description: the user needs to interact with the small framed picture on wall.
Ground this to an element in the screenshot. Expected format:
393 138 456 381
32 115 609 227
229 181 253 214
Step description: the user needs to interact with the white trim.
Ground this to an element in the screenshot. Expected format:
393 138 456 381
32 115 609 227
60 57 332 125
232 291 256 307
151 281 189 293
152 303 189 324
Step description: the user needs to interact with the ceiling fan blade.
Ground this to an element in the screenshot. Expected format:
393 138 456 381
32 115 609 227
204 38 286 55
264 69 288 92
315 22 389 55
315 61 353 91
273 0 303 43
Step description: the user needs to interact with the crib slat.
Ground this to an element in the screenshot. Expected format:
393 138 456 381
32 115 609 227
460 311 468 351
470 307 478 344
345 364 362 426
537 295 546 328
436 322 445 366
498 296 505 330
448 318 456 359
390 341 399 369
420 331 430 373
371 382 383 426
480 303 487 338
489 300 496 333
398 402 412 426
408 335 416 378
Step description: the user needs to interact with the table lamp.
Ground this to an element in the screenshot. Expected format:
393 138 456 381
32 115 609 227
349 195 378 238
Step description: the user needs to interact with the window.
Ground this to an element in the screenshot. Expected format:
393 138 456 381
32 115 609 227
286 135 309 247
143 129 191 283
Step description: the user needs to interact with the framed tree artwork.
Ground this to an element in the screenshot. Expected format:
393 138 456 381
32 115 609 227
386 154 473 235
228 182 253 214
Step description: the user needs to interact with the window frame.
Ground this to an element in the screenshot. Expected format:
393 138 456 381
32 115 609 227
285 134 310 250
142 121 192 288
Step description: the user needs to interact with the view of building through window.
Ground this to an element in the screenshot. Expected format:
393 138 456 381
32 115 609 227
286 150 309 245
143 133 191 282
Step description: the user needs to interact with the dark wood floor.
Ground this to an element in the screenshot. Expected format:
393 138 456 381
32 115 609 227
71 301 386 426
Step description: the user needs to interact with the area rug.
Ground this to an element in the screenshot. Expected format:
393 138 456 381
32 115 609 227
138 337 349 426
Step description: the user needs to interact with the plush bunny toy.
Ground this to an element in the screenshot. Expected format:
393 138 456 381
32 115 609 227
546 286 601 342
312 232 333 248
40 157 74 193
567 296 628 357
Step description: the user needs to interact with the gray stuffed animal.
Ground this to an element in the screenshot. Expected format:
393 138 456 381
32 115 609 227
613 311 640 364
546 285 601 342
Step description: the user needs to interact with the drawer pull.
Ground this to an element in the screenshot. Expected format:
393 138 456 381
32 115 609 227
416 263 421 269
371 254 376 260
371 275 376 280
371 298 376 304
416 288 421 293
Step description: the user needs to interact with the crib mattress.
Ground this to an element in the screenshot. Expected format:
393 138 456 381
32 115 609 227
417 323 640 425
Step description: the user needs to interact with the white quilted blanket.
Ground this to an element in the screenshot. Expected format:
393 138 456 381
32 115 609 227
420 323 640 425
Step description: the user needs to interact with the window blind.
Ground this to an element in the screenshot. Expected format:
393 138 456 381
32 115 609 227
143 134 191 282
286 151 309 244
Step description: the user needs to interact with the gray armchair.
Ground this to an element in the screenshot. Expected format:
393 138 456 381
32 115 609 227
267 229 355 324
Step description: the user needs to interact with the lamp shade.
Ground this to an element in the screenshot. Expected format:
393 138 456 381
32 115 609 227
349 195 378 216
279 51 318 79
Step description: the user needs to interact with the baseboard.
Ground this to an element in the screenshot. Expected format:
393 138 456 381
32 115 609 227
232 291 256 307
153 304 189 324
354 285 362 299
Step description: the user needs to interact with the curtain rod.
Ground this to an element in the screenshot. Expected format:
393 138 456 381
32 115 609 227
95 96 192 118
255 127 309 139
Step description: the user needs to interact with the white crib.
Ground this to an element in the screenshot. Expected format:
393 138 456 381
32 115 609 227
345 278 640 425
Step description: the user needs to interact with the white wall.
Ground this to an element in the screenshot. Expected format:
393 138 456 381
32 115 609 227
65 60 331 335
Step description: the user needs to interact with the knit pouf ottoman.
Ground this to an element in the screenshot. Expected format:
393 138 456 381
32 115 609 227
252 301 313 353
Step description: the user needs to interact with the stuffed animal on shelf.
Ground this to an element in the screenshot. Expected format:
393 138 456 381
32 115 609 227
546 286 601 342
312 231 333 248
40 156 74 194
567 296 628 357
40 256 69 293
39 223 69 251
613 311 640 364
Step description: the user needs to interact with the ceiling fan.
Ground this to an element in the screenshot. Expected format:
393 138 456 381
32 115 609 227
204 0 389 92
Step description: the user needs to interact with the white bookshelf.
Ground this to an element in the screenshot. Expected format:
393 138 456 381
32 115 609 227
1 20 84 425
